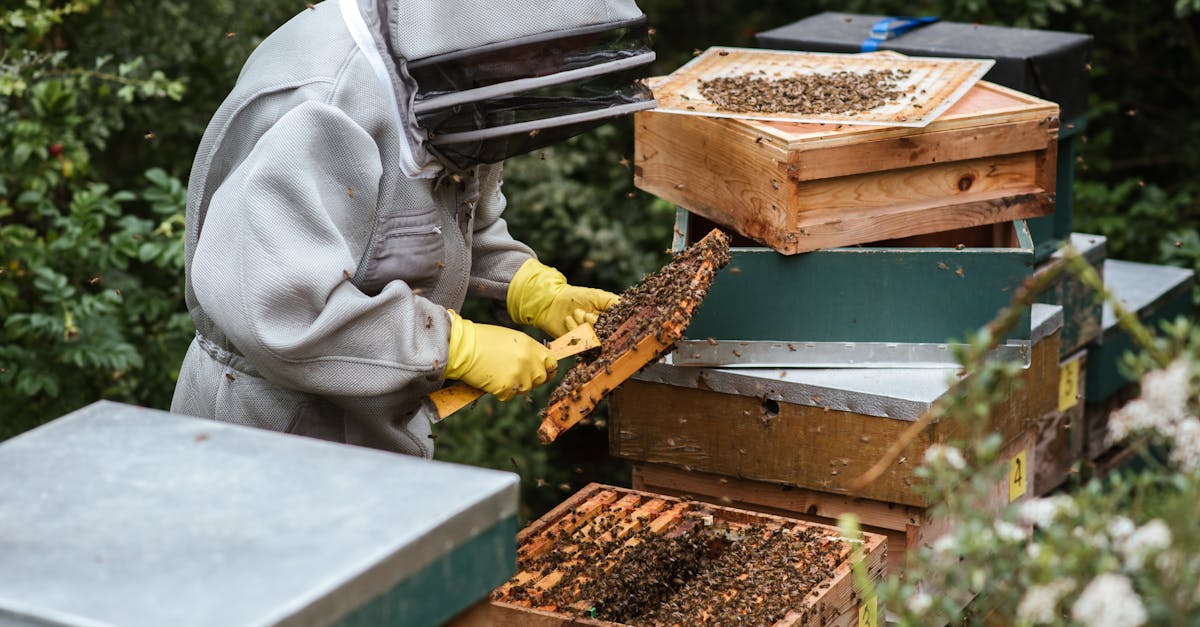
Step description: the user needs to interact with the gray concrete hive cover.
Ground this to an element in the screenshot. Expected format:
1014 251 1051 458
0 401 518 627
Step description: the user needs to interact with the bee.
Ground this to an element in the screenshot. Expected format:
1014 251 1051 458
346 187 354 198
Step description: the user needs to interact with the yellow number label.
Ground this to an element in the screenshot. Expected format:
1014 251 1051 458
1009 450 1028 502
1058 358 1081 413
858 594 878 627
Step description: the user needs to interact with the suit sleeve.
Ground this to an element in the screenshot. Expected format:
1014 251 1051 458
466 163 536 301
191 101 451 399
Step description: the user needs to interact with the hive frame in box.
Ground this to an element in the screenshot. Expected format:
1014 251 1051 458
669 209 1036 368
451 483 887 627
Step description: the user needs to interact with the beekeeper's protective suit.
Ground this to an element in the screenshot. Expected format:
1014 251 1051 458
170 0 655 457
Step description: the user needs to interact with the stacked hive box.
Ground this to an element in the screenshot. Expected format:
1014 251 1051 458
754 15 1104 493
1082 259 1195 471
613 304 1063 572
757 12 1094 262
617 25 1090 580
1030 233 1106 492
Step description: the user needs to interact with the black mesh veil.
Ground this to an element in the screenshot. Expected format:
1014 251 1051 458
410 19 656 169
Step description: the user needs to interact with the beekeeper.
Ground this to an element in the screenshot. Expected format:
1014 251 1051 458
171 0 656 457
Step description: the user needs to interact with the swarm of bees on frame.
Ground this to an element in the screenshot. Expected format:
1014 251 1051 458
497 493 848 625
540 230 731 430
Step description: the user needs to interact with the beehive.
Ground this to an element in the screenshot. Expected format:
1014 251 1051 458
0 402 518 627
635 77 1058 254
1084 259 1196 461
453 484 887 627
611 303 1060 510
631 432 1028 578
1035 347 1087 494
1034 232 1106 357
671 211 1035 369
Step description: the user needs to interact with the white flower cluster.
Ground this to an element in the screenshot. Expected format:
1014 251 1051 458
1070 573 1147 627
1117 519 1172 570
1016 578 1076 624
923 444 966 470
1109 358 1200 470
1016 495 1077 529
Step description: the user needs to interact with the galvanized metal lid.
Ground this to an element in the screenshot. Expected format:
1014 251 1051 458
1100 259 1195 334
0 401 518 627
639 304 1063 421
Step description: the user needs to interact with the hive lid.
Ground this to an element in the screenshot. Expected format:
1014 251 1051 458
1100 260 1195 334
0 402 518 627
637 303 1063 421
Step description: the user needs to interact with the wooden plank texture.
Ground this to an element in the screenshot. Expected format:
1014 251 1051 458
635 78 1059 254
611 330 1058 507
634 431 1031 577
1035 349 1088 494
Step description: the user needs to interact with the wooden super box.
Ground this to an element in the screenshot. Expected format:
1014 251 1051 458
635 79 1059 254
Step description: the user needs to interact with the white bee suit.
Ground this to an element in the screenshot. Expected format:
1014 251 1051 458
171 0 653 456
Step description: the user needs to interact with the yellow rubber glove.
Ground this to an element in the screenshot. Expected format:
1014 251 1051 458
506 258 619 338
444 310 557 401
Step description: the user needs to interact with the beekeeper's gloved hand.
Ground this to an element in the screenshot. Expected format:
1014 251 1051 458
444 310 557 401
507 258 619 338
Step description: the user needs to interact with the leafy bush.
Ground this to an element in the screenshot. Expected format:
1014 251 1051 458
1 1 192 437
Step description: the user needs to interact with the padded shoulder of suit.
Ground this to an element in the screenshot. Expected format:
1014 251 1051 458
234 2 359 94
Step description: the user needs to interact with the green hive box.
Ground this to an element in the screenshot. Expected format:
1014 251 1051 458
1026 124 1085 261
1085 259 1196 403
674 210 1035 368
0 401 518 627
756 12 1093 262
1035 232 1107 357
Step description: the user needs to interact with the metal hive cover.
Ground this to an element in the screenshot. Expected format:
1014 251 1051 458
649 47 993 127
0 402 518 627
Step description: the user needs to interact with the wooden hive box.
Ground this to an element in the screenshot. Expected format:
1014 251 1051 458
611 303 1061 513
1034 232 1106 358
1083 259 1196 461
631 431 1029 579
451 483 887 627
635 79 1059 254
672 211 1035 368
1084 259 1196 406
1035 347 1087 494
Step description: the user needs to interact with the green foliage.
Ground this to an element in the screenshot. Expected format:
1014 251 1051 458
1075 179 1200 306
0 1 191 436
64 0 305 185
